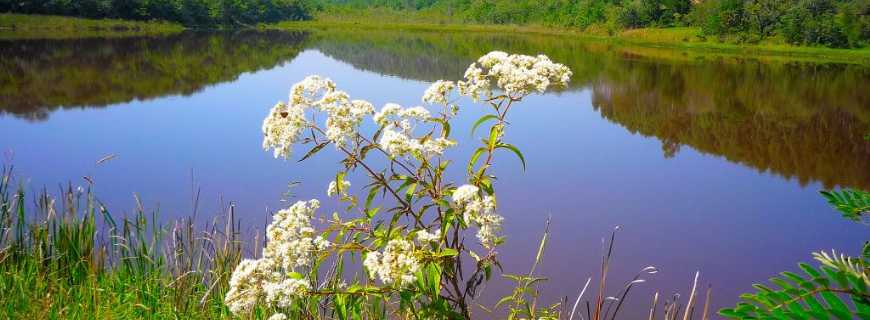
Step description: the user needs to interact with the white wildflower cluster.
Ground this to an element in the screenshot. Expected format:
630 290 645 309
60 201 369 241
327 179 351 198
268 313 288 320
262 102 307 159
363 239 422 287
264 278 312 308
422 80 455 105
415 229 440 243
373 103 432 126
262 76 376 159
225 259 271 314
225 199 330 316
451 184 503 248
264 200 330 271
457 51 572 101
374 103 456 158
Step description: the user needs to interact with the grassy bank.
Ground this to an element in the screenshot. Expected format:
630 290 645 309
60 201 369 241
270 16 870 65
0 14 183 39
0 167 239 318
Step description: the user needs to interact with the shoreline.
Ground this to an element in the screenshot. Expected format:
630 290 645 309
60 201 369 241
0 13 184 39
2 13 868 65
267 20 870 66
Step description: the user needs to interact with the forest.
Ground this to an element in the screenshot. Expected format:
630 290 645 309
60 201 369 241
2 0 868 47
0 0 314 26
318 0 870 48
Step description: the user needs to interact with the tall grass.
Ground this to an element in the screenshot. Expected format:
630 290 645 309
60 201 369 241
0 166 240 318
0 166 710 319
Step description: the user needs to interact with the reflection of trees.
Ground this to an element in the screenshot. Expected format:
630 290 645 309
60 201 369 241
309 30 611 88
1 28 867 188
311 29 870 189
590 58 870 189
0 30 309 121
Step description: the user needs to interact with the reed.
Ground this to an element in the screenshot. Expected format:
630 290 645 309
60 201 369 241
0 165 711 319
0 166 241 319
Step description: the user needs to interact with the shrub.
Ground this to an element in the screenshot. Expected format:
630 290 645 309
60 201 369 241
226 51 572 318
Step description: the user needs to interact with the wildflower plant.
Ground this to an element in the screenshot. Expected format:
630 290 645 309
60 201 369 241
227 51 571 319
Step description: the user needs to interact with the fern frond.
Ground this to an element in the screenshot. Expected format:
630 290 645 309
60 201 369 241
820 189 870 222
720 249 870 319
813 250 868 286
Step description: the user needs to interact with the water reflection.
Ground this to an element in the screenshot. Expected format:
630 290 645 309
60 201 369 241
1 30 868 188
309 30 870 190
2 28 868 317
591 59 870 189
0 30 309 121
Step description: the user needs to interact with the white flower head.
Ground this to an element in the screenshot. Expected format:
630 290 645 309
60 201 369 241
264 278 311 308
422 137 456 156
225 259 271 315
327 179 351 198
265 76 375 157
262 102 308 159
458 51 571 100
263 200 325 272
374 103 402 126
363 239 421 287
320 95 374 147
268 313 288 320
452 185 480 205
290 75 336 107
416 229 440 243
422 80 455 105
379 124 423 158
451 186 502 248
398 106 431 121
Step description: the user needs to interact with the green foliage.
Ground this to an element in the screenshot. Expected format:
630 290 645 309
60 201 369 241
700 0 869 47
719 245 870 319
0 0 315 27
0 167 242 318
315 0 694 30
314 0 869 48
0 30 309 121
721 185 870 318
821 189 870 221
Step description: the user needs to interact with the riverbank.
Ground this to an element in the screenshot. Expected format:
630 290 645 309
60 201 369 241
0 14 183 39
269 19 870 66
3 13 868 64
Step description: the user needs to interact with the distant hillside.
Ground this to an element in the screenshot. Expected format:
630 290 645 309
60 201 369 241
314 0 869 49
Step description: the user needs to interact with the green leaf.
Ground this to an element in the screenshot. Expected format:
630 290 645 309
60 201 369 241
820 189 870 222
405 182 417 203
471 114 499 137
820 291 850 320
298 141 329 162
366 185 381 211
430 117 451 138
468 147 486 174
437 248 459 257
488 124 502 149
496 143 526 171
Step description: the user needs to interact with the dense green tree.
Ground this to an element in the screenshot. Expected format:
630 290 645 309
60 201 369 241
314 0 867 48
0 0 314 26
699 0 867 47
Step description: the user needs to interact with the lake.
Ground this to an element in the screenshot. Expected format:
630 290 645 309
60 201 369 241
1 29 868 317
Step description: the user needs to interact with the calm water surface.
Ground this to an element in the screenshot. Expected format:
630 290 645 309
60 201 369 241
1 29 868 317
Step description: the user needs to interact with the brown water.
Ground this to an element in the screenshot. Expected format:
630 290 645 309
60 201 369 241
1 29 868 317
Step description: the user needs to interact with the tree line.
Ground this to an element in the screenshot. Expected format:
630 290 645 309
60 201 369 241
317 0 870 48
0 0 314 27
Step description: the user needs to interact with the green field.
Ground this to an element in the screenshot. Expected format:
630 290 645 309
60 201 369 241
0 14 184 39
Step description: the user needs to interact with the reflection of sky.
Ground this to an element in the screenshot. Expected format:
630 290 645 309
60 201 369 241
1 49 867 318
